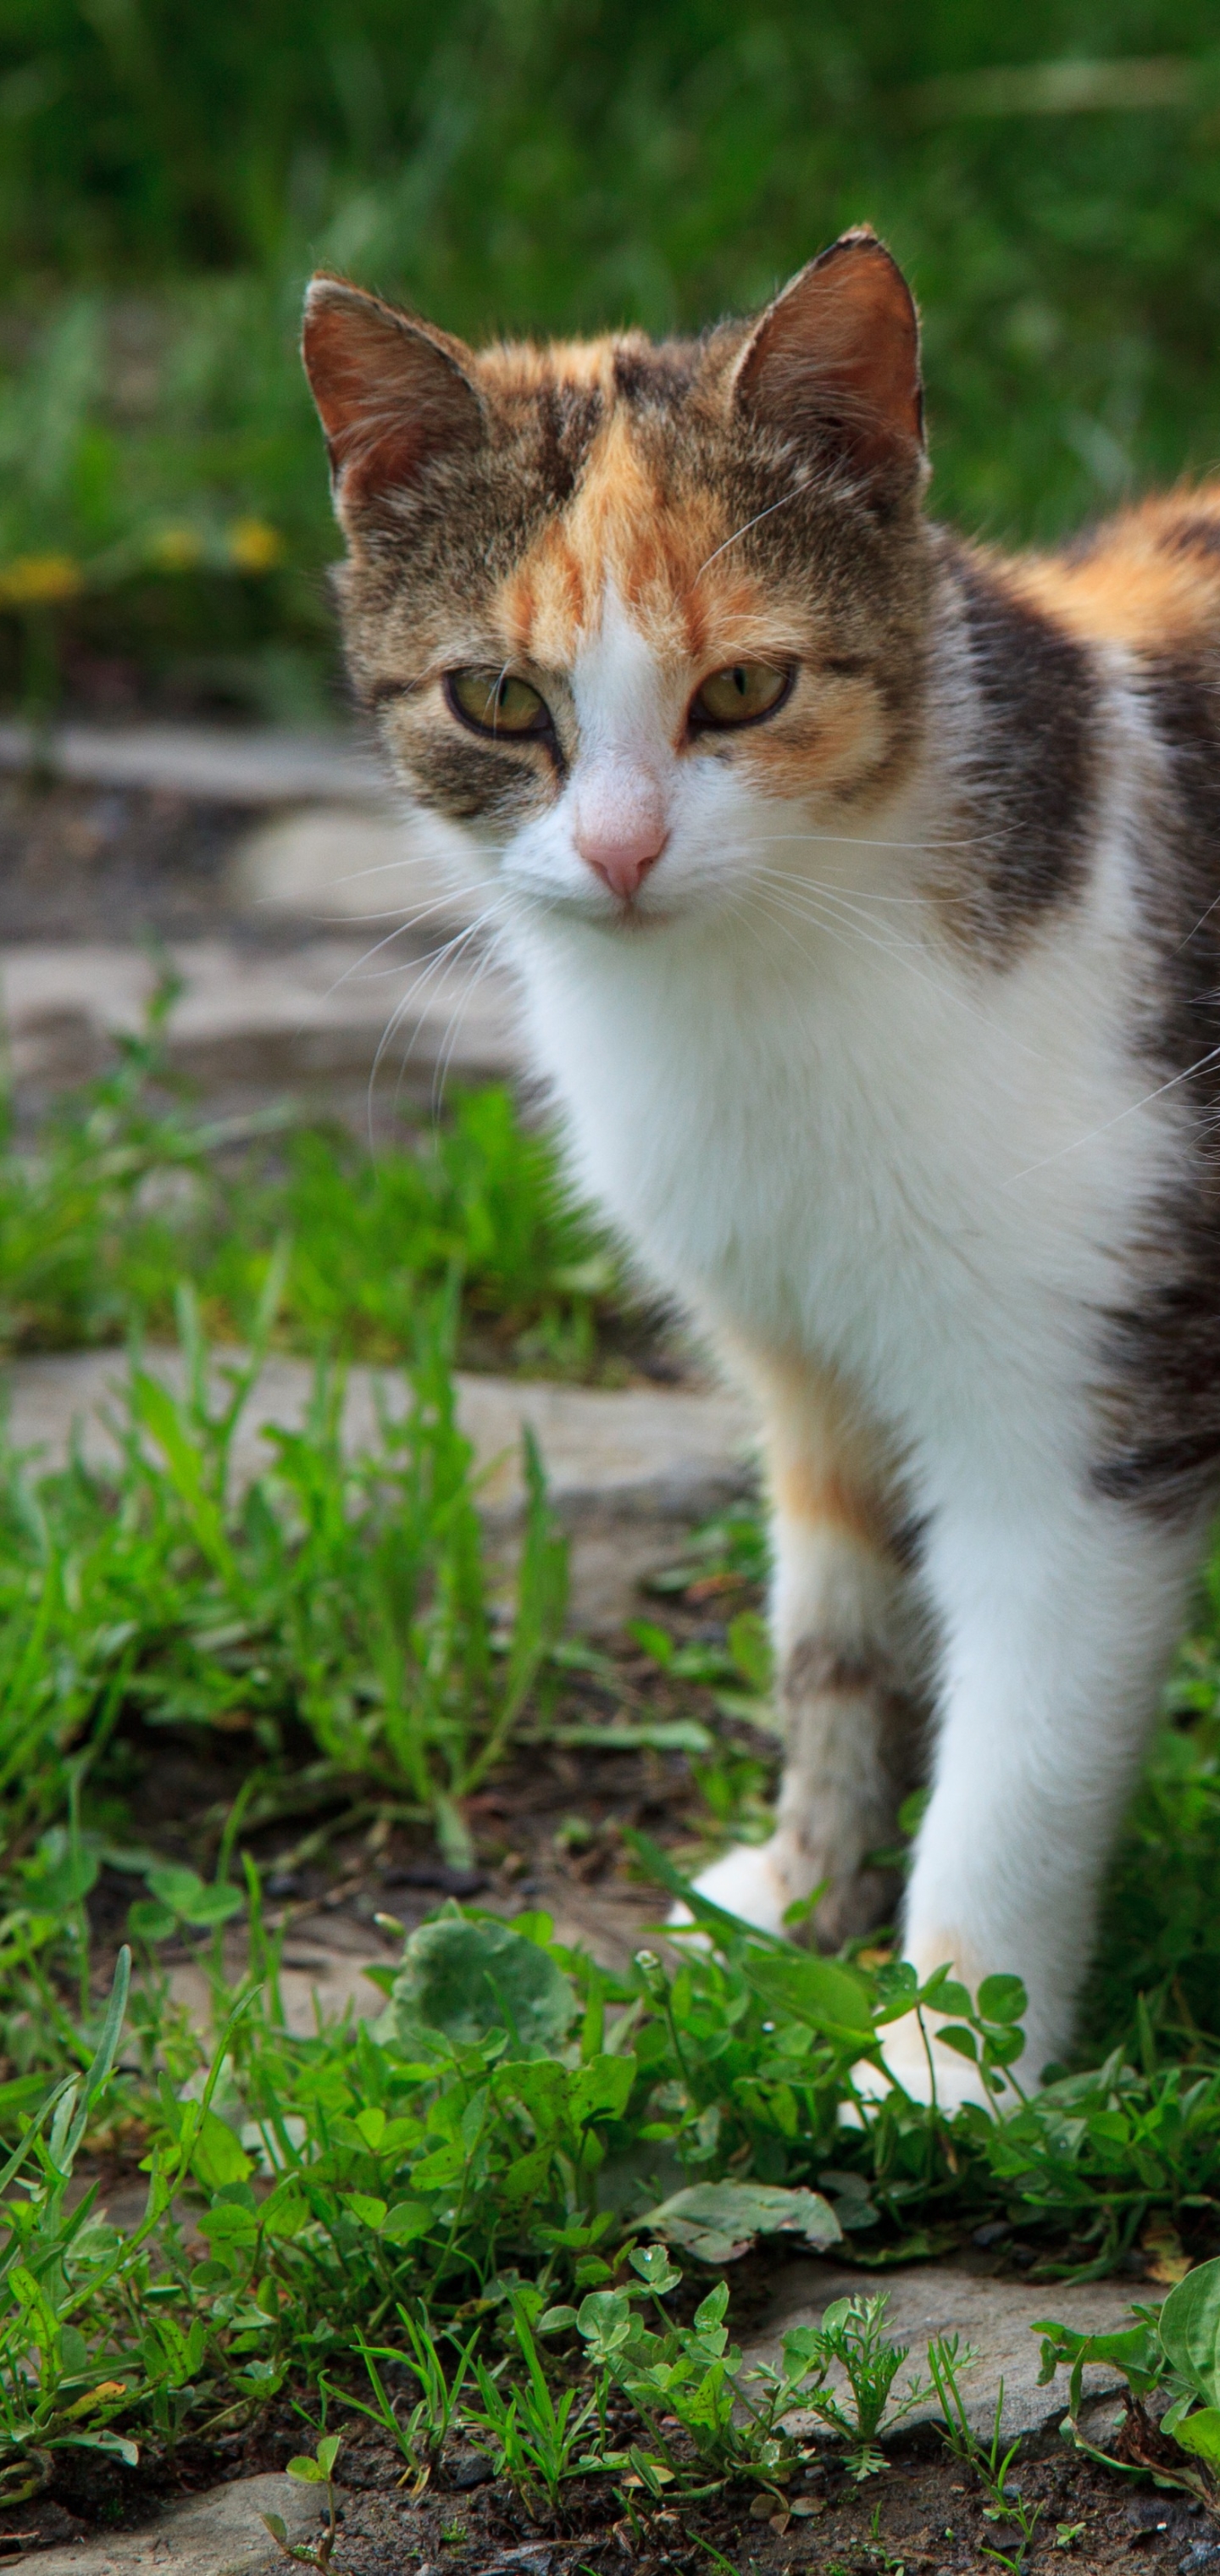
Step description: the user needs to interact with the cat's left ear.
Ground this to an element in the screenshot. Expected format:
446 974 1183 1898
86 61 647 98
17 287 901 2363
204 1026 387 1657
732 228 924 482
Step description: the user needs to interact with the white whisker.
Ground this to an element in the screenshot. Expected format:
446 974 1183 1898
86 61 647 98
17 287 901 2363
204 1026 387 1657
428 941 499 1123
746 870 1046 1073
365 905 511 1143
692 487 805 584
743 828 979 859
1003 1043 1220 1185
316 894 488 1002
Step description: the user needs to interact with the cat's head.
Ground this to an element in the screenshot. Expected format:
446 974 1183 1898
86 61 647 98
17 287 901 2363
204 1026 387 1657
302 229 931 932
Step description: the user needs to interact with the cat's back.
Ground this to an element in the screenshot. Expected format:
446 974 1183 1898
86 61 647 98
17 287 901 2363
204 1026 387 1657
1009 482 1220 673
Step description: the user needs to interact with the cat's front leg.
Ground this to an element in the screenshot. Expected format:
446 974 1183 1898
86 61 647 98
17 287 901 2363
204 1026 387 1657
685 1351 927 1946
879 1494 1202 2105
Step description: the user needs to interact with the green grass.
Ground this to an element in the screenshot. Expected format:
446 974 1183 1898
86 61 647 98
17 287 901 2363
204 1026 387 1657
1081 1602 1220 2058
0 1279 568 1885
0 1278 1216 2518
183 1092 621 1376
3 5 1220 712
0 986 625 1375
1 1861 1219 2523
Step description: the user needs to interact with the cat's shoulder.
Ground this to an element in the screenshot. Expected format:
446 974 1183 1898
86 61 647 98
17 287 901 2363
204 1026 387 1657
918 494 1220 958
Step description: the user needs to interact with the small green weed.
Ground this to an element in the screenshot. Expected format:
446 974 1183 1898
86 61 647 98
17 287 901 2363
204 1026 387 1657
469 2293 602 2514
262 2432 345 2571
337 2313 480 2495
1036 2253 1220 2517
549 2257 938 2494
929 2340 1045 2570
551 2245 778 2494
759 2293 939 2481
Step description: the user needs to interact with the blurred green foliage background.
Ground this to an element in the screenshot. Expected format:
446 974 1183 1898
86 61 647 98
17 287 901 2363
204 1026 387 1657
1 1 1219 715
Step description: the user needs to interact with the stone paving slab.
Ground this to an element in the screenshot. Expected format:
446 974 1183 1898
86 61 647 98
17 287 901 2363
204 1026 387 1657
740 2254 1145 2447
0 719 385 808
166 1863 663 2037
0 722 512 1104
0 933 519 1096
24 2473 323 2576
228 803 481 928
167 1935 391 2043
5 1349 754 1629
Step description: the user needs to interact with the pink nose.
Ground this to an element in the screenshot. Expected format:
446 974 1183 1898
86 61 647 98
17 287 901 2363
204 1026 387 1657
574 769 668 902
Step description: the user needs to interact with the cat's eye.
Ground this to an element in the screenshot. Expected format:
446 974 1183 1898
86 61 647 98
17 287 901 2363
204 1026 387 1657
689 661 793 730
446 668 552 739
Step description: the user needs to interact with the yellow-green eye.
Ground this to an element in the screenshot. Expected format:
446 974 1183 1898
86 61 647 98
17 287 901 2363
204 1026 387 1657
446 668 551 738
690 661 792 730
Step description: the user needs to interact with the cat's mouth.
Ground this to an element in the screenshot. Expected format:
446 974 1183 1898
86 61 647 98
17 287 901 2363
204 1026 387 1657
513 874 680 931
599 895 676 934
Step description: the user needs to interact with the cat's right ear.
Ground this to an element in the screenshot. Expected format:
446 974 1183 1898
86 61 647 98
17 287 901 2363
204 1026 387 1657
302 276 485 521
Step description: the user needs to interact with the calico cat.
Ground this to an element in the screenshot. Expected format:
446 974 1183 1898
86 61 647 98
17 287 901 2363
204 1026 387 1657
302 229 1220 2104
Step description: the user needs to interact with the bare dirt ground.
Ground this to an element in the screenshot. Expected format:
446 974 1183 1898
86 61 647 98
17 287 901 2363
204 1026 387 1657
14 2390 1218 2575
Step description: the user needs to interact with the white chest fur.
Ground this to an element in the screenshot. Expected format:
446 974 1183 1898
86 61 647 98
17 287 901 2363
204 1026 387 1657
498 797 1206 2096
504 806 1174 1518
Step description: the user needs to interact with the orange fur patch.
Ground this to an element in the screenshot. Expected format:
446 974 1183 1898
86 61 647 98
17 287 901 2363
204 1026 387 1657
739 677 887 802
489 393 776 676
772 1457 887 1550
480 335 622 402
727 1343 898 1554
1012 482 1220 656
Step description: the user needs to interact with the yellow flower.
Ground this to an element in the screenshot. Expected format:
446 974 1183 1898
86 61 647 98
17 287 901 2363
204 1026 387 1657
0 552 83 606
228 517 285 573
150 524 203 572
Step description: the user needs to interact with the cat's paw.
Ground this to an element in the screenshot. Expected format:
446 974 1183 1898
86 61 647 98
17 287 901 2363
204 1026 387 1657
668 1839 796 1940
846 2014 1029 2118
